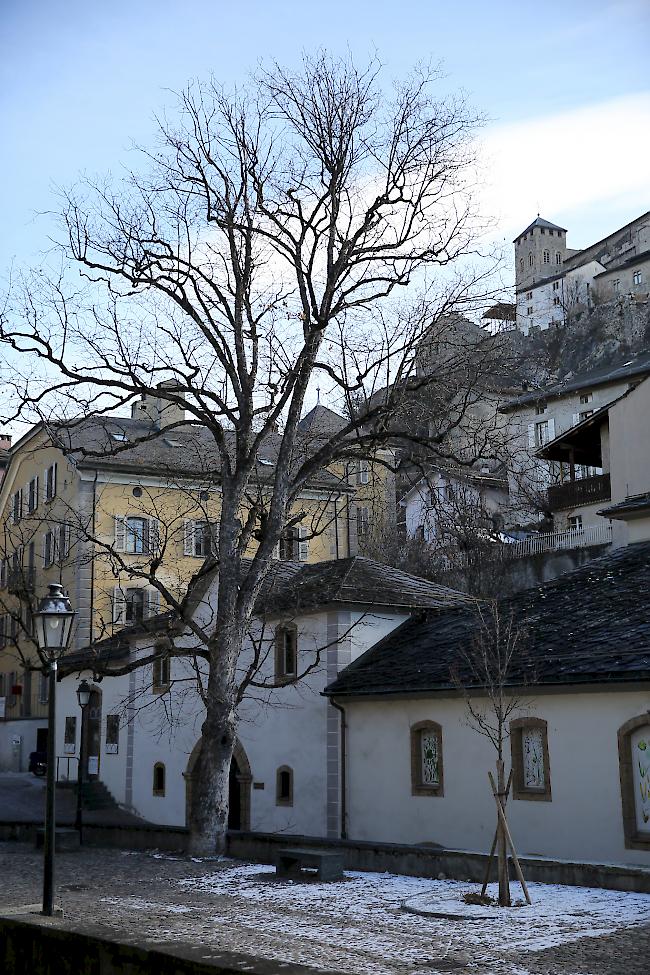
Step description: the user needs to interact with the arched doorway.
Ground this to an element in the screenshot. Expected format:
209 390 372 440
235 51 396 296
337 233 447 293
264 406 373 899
184 739 251 831
82 687 102 780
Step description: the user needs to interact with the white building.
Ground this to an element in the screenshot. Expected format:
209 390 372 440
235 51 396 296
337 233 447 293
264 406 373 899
401 465 509 542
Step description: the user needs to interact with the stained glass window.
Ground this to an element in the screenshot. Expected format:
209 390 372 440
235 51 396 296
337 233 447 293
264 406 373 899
631 726 650 833
522 727 544 789
421 731 439 786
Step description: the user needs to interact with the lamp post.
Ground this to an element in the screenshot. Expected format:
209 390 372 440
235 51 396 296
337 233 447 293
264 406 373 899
34 583 76 918
74 679 91 842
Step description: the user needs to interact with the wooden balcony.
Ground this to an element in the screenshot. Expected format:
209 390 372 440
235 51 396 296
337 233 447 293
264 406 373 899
547 473 611 512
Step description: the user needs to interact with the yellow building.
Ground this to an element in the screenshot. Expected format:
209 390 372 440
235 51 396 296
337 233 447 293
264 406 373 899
0 392 394 768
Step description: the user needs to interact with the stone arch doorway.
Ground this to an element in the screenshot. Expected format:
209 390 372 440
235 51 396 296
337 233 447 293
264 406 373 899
184 739 252 831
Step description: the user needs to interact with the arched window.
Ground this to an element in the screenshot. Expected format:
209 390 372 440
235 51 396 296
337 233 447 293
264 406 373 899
618 715 650 850
274 624 297 685
276 765 293 806
410 721 444 797
543 249 550 264
153 762 166 796
555 252 562 265
528 252 533 267
519 258 524 272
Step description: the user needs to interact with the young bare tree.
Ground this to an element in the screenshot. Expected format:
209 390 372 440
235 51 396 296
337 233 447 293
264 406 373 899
1 52 502 853
450 601 533 906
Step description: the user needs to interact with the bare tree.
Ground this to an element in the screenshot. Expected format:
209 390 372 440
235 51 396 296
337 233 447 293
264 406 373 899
1 52 501 853
450 600 533 906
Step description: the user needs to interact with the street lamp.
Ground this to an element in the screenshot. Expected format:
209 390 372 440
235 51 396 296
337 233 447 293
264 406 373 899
74 679 91 842
34 582 76 917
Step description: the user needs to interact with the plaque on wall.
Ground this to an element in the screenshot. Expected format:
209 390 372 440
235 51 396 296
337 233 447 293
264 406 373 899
87 755 99 775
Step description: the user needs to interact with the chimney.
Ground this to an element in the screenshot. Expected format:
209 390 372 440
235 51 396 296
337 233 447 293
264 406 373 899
0 434 12 450
131 381 186 430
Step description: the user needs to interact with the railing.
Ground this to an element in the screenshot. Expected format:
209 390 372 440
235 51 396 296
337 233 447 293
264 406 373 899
547 473 611 511
506 524 612 559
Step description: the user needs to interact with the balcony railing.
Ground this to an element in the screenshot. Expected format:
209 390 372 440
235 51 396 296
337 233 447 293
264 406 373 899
506 524 612 559
7 566 36 593
547 473 611 512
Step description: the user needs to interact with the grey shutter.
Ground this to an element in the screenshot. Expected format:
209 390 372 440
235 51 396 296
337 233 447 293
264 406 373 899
572 412 580 426
348 503 359 556
145 589 161 619
52 463 57 498
112 586 126 624
298 526 309 561
43 469 49 503
183 520 194 556
147 518 159 555
113 516 126 552
527 423 536 448
547 417 556 440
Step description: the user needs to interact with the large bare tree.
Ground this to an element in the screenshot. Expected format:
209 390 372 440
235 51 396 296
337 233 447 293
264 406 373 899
1 52 502 852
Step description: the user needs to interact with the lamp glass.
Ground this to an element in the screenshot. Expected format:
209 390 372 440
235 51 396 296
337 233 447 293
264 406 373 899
77 680 92 708
34 583 75 656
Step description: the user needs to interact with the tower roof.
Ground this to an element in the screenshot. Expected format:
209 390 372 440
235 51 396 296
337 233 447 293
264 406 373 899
514 216 567 242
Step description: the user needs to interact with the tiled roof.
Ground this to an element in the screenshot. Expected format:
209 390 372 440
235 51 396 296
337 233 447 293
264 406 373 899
514 217 566 242
501 351 650 410
325 542 650 697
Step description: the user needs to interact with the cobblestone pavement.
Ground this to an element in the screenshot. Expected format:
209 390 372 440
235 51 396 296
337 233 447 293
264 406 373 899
1 843 649 975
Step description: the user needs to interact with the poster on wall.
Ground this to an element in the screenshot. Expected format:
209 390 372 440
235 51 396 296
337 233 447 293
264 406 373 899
87 755 99 775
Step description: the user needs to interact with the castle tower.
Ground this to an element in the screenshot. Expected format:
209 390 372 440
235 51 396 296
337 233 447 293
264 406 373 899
514 217 568 292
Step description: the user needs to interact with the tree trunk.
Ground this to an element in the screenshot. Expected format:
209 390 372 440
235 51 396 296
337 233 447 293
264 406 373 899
496 758 511 907
188 624 241 855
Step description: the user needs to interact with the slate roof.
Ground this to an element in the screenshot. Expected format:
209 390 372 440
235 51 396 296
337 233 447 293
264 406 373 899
514 217 566 242
600 493 650 519
8 415 349 493
325 541 650 698
501 350 650 410
297 405 349 439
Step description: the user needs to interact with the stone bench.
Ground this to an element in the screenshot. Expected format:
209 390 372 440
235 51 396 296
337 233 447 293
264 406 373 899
276 846 344 882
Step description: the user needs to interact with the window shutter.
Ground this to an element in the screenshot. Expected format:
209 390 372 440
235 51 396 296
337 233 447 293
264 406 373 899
52 463 57 498
42 532 48 567
547 417 555 440
43 469 48 503
113 516 126 552
298 526 309 561
35 475 39 510
210 521 220 555
348 503 359 556
183 520 194 556
527 423 536 448
112 586 126 624
145 589 160 619
147 519 159 555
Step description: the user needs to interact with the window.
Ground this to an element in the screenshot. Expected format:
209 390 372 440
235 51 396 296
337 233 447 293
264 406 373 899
612 278 620 293
579 393 592 405
44 463 57 502
152 654 171 692
64 716 77 755
535 420 550 447
618 715 650 849
0 615 6 649
555 252 561 265
114 515 159 555
112 586 160 625
276 766 294 807
410 721 443 796
58 523 71 562
278 526 308 562
132 486 143 498
510 718 551 801
0 558 6 589
153 762 166 797
43 530 55 568
552 282 559 291
633 270 642 286
12 490 22 524
543 249 550 264
553 296 561 306
105 715 120 754
274 624 297 684
519 258 524 272
579 410 593 421
356 506 370 540
357 459 370 485
28 476 39 514
528 253 533 267
126 516 147 554
525 291 532 300
526 305 533 315
184 519 218 557
535 400 547 416
568 515 583 531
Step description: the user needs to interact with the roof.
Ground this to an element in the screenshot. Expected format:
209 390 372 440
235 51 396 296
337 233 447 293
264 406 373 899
534 395 627 465
297 405 349 438
325 541 650 697
5 415 350 494
514 217 566 242
600 493 650 520
501 351 650 410
482 303 516 322
593 249 650 278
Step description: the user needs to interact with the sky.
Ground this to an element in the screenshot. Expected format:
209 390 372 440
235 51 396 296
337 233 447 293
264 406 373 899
1 0 649 280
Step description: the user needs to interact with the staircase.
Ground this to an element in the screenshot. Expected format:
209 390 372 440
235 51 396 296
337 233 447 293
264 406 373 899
57 779 121 811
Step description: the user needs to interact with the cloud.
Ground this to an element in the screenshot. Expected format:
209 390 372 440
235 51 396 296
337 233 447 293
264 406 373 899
476 92 650 243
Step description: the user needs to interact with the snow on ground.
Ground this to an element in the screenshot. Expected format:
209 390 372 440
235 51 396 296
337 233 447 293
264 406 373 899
171 860 650 969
